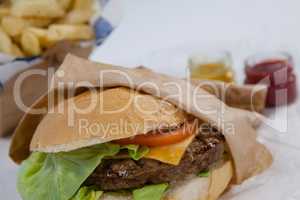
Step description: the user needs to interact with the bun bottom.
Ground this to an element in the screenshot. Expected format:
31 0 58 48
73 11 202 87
100 161 233 200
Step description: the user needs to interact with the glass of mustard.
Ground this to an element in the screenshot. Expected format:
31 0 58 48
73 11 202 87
188 51 235 83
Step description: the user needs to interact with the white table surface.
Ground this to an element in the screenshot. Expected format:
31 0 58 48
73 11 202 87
2 0 300 199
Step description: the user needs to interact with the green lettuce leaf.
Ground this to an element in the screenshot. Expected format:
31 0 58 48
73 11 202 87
133 183 169 200
198 170 210 177
18 143 151 200
17 143 120 200
121 145 150 160
71 186 103 200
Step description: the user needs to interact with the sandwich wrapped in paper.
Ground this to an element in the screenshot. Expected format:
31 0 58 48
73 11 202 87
10 55 273 200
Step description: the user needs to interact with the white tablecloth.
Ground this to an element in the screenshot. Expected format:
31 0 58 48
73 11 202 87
0 139 19 199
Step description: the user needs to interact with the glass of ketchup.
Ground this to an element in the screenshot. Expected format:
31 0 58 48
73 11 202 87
245 52 297 107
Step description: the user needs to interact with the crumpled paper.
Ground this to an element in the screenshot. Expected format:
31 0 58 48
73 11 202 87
221 101 300 200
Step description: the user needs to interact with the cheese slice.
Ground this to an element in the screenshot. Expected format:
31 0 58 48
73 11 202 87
144 135 195 165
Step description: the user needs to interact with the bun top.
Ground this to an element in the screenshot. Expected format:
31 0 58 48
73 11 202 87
30 87 187 152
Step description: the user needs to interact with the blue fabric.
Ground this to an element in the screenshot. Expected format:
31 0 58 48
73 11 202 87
14 56 40 62
94 17 114 45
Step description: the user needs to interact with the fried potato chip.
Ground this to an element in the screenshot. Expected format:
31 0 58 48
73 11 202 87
46 24 94 43
11 0 65 18
57 10 92 24
21 30 41 56
1 16 27 36
0 26 13 54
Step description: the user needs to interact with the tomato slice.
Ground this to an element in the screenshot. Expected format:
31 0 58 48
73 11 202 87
114 122 196 147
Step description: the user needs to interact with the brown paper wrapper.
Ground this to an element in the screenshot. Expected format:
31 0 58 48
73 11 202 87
0 41 92 136
191 79 267 113
10 54 272 184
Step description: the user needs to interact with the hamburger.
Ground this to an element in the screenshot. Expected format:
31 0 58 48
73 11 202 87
10 55 273 200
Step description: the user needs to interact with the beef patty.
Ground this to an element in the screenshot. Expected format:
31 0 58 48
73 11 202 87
84 130 225 191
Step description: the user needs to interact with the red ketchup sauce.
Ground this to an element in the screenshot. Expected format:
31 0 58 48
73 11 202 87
245 53 297 107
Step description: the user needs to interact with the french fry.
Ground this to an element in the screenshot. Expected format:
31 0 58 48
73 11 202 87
0 6 10 19
25 18 52 28
46 24 94 43
73 0 94 11
0 26 13 54
21 30 41 56
1 16 27 36
57 0 74 11
25 27 50 47
11 0 65 18
12 34 22 45
58 0 95 25
11 44 25 57
1 0 96 57
0 25 24 57
1 16 52 37
57 10 92 24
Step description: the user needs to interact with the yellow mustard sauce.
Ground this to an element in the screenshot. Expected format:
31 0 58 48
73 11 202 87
188 52 235 83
